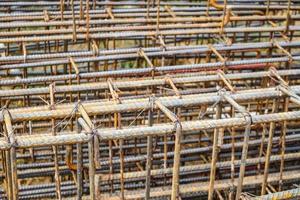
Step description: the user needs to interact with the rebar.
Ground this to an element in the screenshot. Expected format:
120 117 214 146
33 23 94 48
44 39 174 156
0 0 300 199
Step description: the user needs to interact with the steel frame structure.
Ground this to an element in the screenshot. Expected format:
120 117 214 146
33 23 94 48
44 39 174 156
1 0 300 200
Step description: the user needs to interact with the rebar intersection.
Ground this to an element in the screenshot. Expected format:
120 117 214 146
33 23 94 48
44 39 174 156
0 0 300 200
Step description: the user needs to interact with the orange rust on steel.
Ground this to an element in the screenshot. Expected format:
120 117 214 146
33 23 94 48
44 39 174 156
1 1 300 200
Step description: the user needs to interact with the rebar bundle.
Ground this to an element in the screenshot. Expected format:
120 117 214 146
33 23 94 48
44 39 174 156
0 0 300 200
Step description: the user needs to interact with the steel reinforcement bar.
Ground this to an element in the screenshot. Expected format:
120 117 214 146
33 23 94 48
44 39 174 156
1 0 300 199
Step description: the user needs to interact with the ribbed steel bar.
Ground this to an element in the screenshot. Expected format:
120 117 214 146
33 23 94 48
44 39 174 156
9 131 298 179
0 68 299 97
97 110 300 140
1 25 299 43
252 187 300 200
0 0 299 199
99 170 300 199
1 40 299 74
101 152 300 181
0 10 280 23
0 109 297 150
1 40 299 63
1 15 300 35
4 85 300 122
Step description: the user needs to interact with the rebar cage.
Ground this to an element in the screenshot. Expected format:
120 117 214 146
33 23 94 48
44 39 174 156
0 0 300 200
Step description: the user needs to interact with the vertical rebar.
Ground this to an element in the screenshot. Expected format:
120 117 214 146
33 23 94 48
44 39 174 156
76 119 83 200
261 99 279 195
235 116 251 200
145 97 154 199
208 103 222 200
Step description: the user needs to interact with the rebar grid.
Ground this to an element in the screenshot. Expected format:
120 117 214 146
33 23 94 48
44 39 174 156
0 0 300 200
